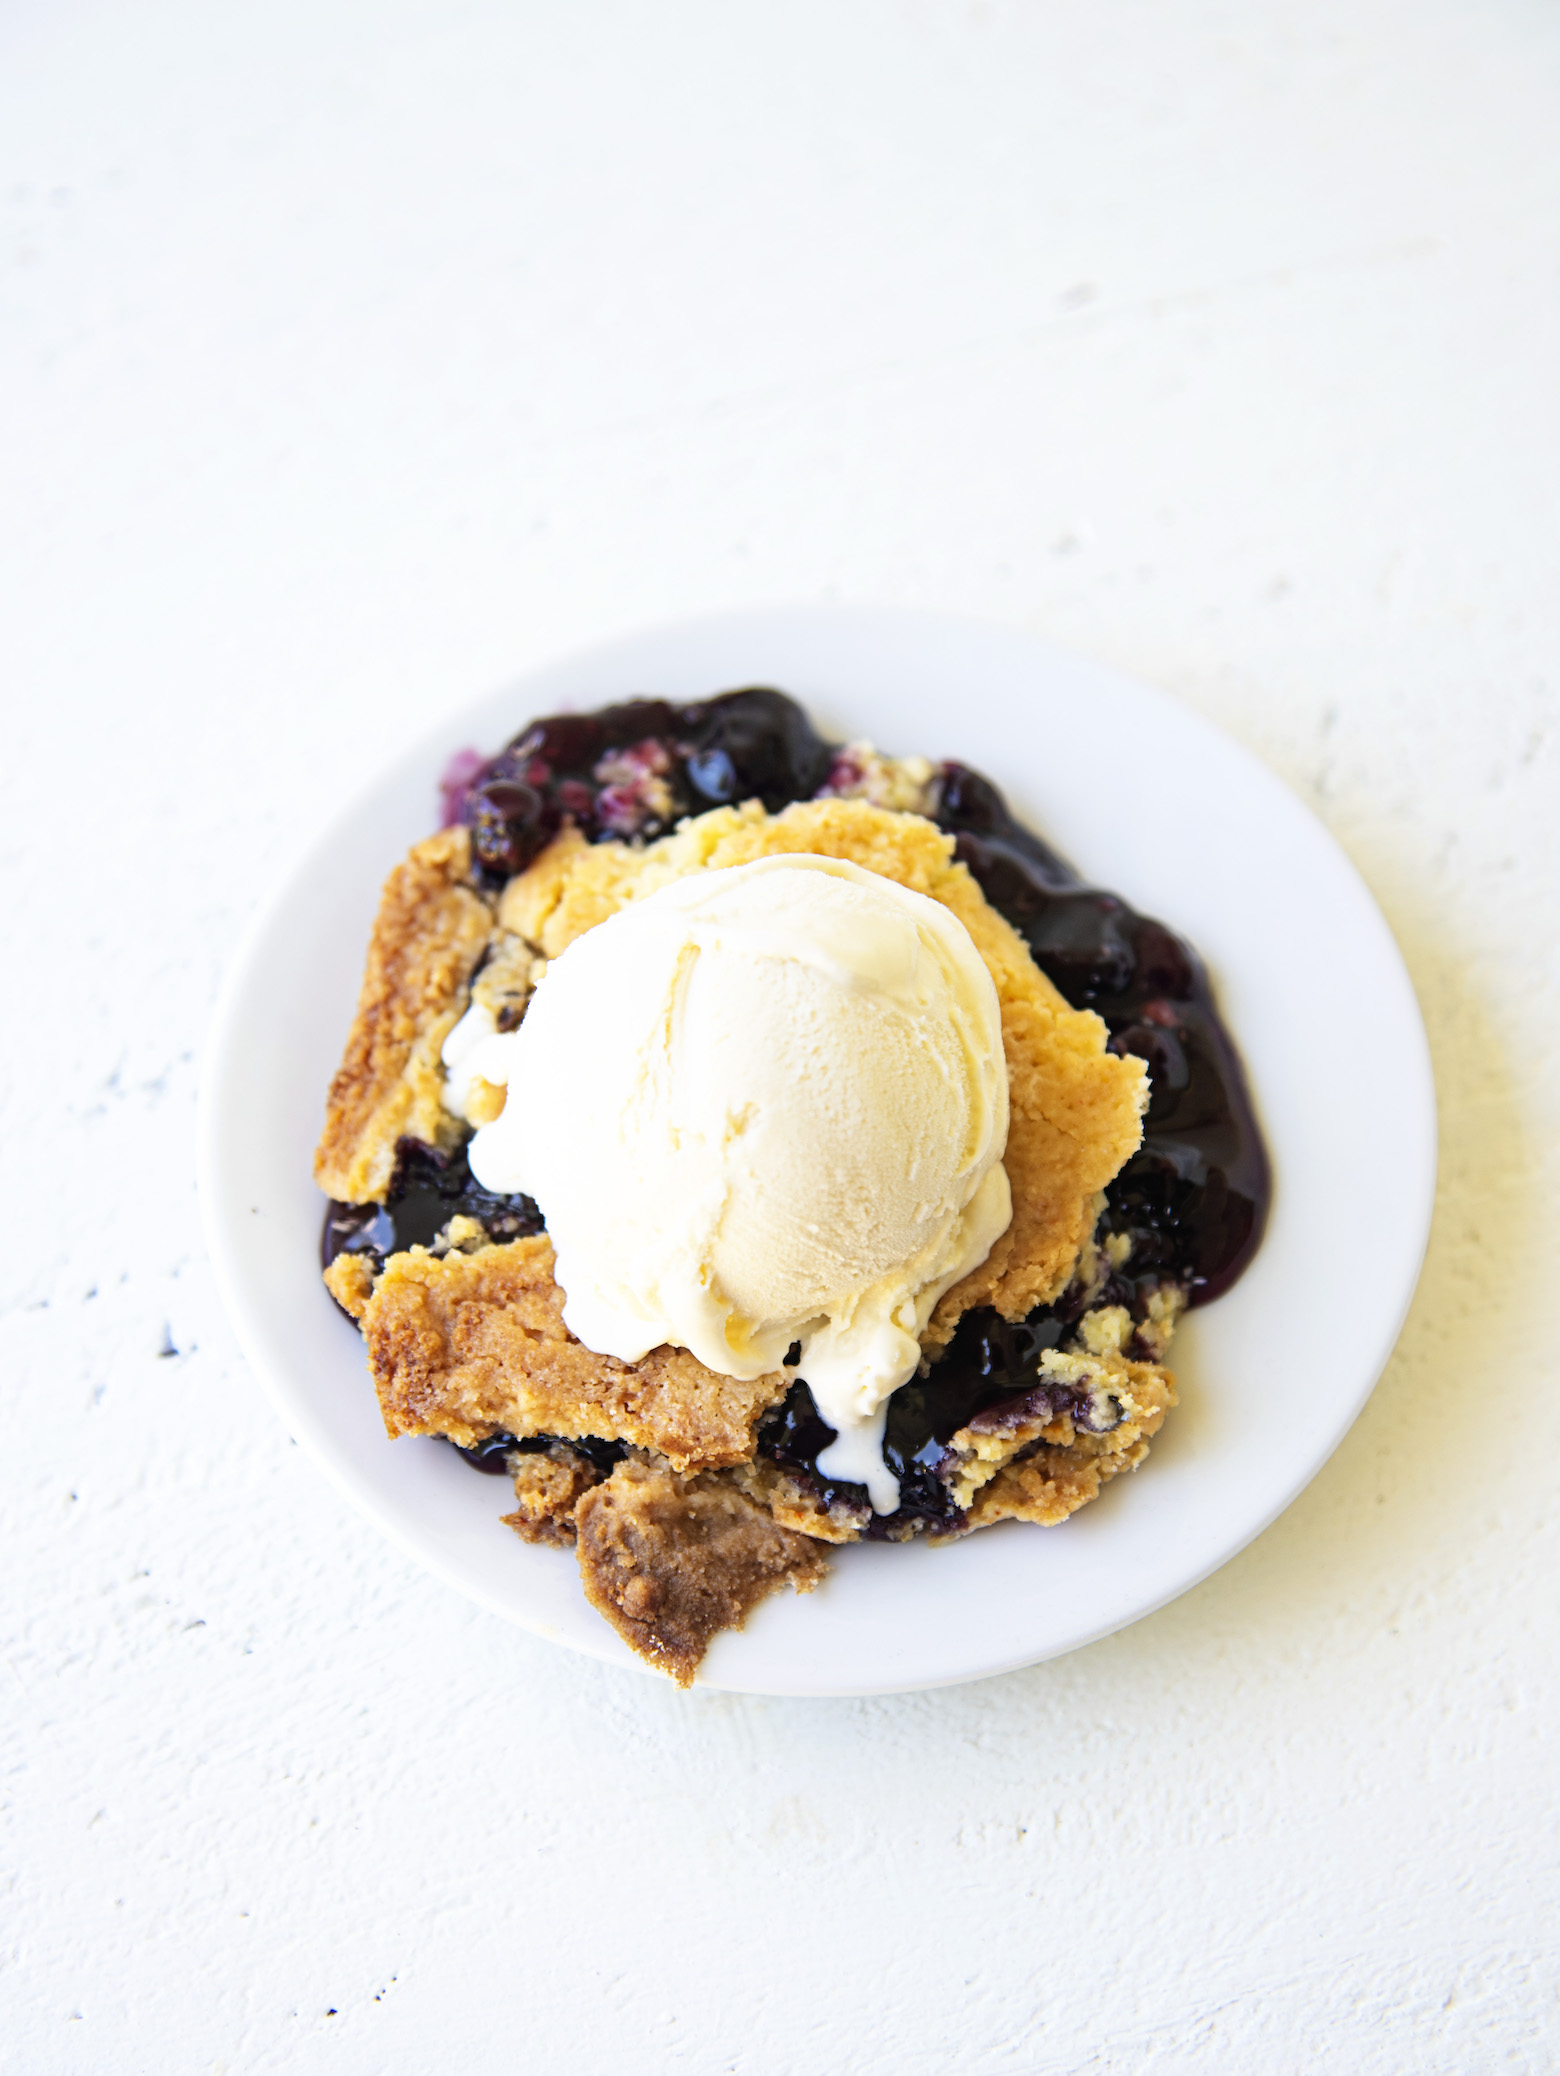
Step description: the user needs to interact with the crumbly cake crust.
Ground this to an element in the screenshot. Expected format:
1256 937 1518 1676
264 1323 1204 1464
936 1341 1175 1531
468 929 544 1032
323 1251 376 1321
314 826 494 1202
361 1234 790 1471
573 1459 828 1686
730 1456 872 1543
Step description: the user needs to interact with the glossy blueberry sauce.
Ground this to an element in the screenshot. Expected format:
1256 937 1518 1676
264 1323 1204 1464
757 1280 1107 1538
322 1138 542 1284
452 1432 630 1477
443 687 835 883
325 687 1269 1527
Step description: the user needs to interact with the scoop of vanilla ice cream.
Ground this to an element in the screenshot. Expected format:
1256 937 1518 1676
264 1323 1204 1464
458 854 1011 1512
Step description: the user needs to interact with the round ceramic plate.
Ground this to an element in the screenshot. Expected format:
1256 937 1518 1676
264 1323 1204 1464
199 607 1436 1696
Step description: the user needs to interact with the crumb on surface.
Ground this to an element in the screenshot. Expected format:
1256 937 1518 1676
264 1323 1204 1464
323 1252 376 1321
314 827 493 1202
817 743 939 814
573 1458 828 1685
430 1213 489 1255
463 1077 507 1125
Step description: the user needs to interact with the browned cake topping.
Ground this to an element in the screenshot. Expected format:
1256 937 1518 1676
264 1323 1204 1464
730 1456 871 1543
314 826 494 1203
574 1459 829 1686
361 1235 790 1471
938 1348 1175 1534
322 1251 376 1321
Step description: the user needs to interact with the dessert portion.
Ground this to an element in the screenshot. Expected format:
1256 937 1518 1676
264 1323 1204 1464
317 690 1269 1683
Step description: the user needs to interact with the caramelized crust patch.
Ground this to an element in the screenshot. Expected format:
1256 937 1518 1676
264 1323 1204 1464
574 1459 828 1685
499 798 1147 1329
314 827 494 1203
361 1235 789 1471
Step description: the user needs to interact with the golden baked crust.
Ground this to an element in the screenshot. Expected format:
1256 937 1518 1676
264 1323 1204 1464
573 1459 828 1685
964 1446 1118 1528
964 1425 1162 1530
499 798 1147 1332
360 1235 789 1472
314 826 494 1203
323 1252 376 1321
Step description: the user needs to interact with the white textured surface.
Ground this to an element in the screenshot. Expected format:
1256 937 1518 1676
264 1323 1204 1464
3 2 1557 2069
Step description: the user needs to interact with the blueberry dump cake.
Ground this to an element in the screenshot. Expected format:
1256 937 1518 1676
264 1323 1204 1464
316 689 1269 1684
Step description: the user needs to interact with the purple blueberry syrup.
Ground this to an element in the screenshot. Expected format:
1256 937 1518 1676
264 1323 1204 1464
327 686 1270 1527
451 1432 629 1477
322 1138 542 1286
441 688 834 880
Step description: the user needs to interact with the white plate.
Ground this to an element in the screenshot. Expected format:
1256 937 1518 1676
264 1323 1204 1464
198 607 1436 1696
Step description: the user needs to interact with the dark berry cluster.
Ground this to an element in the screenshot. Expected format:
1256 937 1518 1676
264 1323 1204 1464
443 687 837 884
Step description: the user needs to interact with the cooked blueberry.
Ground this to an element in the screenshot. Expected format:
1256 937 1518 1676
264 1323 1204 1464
467 778 552 875
1108 1020 1191 1099
677 687 834 809
685 745 738 802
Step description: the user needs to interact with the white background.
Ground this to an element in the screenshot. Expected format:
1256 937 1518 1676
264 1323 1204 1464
3 3 1558 2071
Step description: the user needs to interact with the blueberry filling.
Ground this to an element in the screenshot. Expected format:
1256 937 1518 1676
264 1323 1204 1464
444 687 836 882
321 1138 542 1287
451 1432 629 1477
757 1289 1123 1540
326 686 1270 1526
759 1381 970 1540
